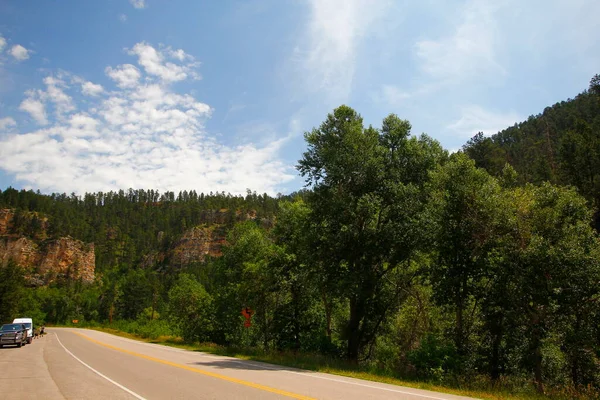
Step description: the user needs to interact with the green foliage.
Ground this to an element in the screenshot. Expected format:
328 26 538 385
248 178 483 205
117 269 153 320
462 77 600 227
109 318 175 340
590 74 600 96
0 187 282 274
298 106 446 361
0 260 26 324
407 334 459 380
167 273 214 343
427 153 503 351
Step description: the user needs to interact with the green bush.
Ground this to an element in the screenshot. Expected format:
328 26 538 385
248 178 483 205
407 334 459 380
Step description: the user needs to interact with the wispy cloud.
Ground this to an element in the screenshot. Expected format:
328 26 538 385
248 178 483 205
19 97 48 125
128 42 199 82
0 42 294 195
373 84 411 109
291 0 392 104
0 36 6 53
118 14 128 22
447 105 521 138
129 0 146 10
43 76 75 117
415 0 505 85
0 117 16 131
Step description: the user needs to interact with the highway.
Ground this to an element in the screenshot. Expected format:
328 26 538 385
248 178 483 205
0 328 476 399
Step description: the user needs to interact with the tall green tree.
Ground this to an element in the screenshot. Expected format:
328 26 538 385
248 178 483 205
0 260 26 323
298 106 446 361
590 74 600 96
503 183 600 392
427 153 503 357
270 198 327 352
118 269 153 320
211 221 280 348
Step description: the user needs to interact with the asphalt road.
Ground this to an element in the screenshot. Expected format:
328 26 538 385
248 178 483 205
0 328 477 400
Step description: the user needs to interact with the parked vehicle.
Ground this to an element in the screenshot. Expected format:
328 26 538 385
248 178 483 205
12 318 33 344
0 324 28 348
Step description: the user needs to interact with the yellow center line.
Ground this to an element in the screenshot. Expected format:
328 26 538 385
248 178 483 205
70 331 315 400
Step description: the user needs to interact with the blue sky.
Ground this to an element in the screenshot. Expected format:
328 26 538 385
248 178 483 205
0 0 598 195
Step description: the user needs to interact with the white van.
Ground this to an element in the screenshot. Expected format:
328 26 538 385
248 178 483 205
12 318 33 344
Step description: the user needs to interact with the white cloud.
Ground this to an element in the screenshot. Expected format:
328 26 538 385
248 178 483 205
168 48 190 62
129 0 146 9
0 36 6 53
1 42 294 195
19 97 48 125
447 105 521 138
9 44 30 61
0 117 16 130
81 81 104 96
376 85 411 108
105 64 141 88
415 0 505 85
293 0 392 103
43 76 75 116
119 14 128 22
128 42 198 82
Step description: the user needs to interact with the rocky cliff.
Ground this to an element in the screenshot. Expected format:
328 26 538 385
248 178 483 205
0 208 11 235
165 209 272 268
0 209 95 284
170 225 227 267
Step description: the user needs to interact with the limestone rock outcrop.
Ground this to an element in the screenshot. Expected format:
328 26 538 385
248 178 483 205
0 209 95 284
170 225 226 267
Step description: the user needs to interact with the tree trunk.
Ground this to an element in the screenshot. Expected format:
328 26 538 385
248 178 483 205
534 343 543 393
262 299 269 351
571 357 579 387
151 289 157 320
291 284 301 352
455 273 467 356
570 314 581 386
347 297 363 362
455 298 464 355
321 288 332 339
490 317 503 382
531 323 544 393
109 303 114 325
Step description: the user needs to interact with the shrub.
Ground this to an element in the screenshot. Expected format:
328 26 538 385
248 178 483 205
407 333 459 380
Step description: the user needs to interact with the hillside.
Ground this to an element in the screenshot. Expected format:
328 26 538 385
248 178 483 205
0 209 95 285
463 76 600 225
0 188 279 275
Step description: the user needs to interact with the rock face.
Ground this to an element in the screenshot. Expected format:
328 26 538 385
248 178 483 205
166 210 275 268
0 209 95 284
38 238 95 282
170 225 226 267
0 208 12 235
0 237 39 267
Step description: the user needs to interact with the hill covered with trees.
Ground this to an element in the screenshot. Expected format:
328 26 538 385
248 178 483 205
463 75 600 226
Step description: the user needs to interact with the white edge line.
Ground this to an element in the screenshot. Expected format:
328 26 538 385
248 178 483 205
54 333 147 400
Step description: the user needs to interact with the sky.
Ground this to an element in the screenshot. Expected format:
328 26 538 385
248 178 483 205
0 0 598 196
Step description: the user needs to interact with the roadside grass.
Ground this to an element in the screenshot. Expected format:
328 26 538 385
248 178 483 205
55 323 598 400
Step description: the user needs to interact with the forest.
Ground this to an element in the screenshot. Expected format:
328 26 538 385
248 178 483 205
1 75 599 398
